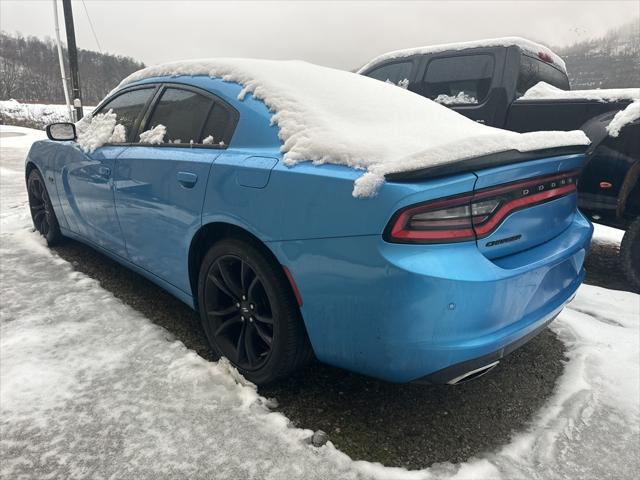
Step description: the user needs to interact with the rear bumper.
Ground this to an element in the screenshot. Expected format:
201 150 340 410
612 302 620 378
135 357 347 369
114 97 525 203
415 303 566 384
269 210 593 383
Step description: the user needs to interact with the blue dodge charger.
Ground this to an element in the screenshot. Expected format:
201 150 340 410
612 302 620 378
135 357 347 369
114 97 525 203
25 61 593 385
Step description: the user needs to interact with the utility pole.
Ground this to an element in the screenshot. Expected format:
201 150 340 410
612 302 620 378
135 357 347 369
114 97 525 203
52 0 73 121
62 0 83 120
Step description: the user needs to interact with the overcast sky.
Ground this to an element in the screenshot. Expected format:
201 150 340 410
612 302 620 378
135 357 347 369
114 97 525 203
1 0 638 70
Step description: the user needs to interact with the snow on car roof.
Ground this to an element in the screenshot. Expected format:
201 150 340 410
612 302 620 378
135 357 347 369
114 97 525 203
356 36 567 74
519 81 640 103
119 59 588 197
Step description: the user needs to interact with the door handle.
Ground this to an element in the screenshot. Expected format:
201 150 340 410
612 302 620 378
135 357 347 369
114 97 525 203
98 166 111 177
177 171 198 188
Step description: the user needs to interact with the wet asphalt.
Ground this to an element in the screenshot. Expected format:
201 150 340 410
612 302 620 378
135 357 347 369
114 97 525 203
50 236 633 469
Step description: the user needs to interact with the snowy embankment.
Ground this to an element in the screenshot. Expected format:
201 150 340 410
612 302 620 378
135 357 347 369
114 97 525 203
118 59 589 197
1 126 638 479
0 99 94 129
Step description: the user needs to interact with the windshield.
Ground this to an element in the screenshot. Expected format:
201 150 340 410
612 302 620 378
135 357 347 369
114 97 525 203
516 54 569 97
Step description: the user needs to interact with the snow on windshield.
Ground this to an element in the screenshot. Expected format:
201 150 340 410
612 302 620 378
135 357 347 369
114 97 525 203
1 125 639 479
75 110 126 153
119 59 589 197
357 37 567 74
519 81 640 102
607 101 640 137
434 92 478 105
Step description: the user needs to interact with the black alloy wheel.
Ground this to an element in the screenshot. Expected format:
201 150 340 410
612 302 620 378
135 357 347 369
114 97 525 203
27 169 62 245
204 254 274 370
198 238 312 385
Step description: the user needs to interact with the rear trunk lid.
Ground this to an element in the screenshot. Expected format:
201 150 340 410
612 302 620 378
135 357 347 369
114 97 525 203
471 152 585 259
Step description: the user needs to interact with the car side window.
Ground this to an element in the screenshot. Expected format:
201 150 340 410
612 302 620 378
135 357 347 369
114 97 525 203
145 88 213 144
200 103 234 146
365 61 413 88
95 88 155 142
422 55 495 105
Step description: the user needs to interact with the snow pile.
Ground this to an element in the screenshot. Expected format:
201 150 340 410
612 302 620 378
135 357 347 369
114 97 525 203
75 110 126 153
606 100 640 137
519 81 640 103
434 92 477 105
1 125 639 479
139 124 167 144
119 59 589 197
357 37 567 74
0 99 93 129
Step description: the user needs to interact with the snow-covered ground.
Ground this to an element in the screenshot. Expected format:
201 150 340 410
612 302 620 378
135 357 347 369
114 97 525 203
1 126 638 479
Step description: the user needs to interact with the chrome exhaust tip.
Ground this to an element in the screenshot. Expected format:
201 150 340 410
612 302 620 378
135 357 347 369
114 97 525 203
447 360 500 385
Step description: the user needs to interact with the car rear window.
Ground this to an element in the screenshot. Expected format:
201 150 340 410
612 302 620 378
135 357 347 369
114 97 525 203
517 54 569 97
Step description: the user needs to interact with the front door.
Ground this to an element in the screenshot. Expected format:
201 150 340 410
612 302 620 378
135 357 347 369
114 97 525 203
114 85 236 293
58 86 157 257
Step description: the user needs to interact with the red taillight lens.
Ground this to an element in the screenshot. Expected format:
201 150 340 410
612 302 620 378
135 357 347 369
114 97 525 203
385 170 579 244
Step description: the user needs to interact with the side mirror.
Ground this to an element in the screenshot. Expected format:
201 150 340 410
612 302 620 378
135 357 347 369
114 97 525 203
46 122 77 141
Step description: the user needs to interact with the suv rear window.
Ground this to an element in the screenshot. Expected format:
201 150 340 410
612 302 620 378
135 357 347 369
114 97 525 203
517 54 569 97
422 54 494 105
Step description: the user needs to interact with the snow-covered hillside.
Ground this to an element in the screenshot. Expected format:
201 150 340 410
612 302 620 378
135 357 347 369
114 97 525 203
0 99 94 129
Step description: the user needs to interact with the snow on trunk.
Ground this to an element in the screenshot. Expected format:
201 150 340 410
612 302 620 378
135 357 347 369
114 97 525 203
118 59 589 197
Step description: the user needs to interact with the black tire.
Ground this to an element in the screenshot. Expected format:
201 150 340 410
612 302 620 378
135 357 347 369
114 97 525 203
620 217 640 292
197 237 312 385
27 168 63 246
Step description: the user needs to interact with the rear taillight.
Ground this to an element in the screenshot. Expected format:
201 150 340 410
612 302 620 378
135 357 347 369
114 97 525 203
385 170 579 244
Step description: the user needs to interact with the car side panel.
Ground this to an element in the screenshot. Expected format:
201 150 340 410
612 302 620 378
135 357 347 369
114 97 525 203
114 146 220 294
201 153 478 242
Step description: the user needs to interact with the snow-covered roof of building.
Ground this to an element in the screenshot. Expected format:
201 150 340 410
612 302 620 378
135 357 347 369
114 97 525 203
519 81 640 103
119 59 588 197
356 36 567 74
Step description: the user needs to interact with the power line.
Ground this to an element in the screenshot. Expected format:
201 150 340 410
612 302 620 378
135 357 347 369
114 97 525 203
80 0 102 53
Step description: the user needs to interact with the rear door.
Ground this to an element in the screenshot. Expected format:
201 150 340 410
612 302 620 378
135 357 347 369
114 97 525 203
114 84 238 293
470 152 585 259
59 86 156 257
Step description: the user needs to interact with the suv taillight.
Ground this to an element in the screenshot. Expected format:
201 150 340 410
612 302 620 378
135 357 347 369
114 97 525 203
385 170 579 244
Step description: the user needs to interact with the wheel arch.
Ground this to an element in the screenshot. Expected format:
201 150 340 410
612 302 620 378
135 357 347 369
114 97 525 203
188 221 294 309
25 160 40 182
